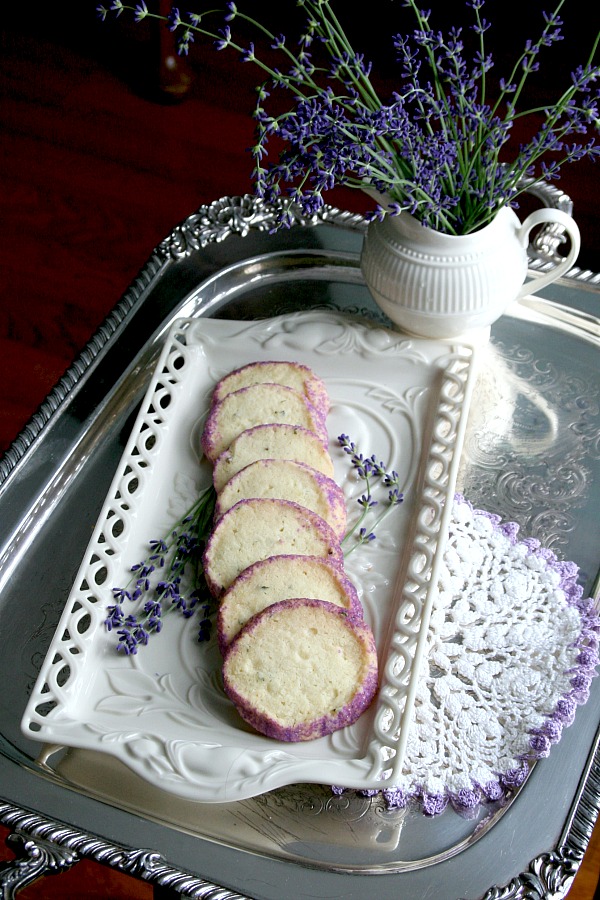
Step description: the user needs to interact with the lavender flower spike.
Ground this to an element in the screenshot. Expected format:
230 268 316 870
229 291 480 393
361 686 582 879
97 1 599 233
105 484 217 652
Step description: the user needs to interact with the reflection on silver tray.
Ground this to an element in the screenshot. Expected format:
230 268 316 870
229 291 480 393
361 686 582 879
1 195 600 899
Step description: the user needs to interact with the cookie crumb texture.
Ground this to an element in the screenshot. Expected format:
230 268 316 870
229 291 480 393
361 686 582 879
201 383 327 462
212 423 333 492
203 498 344 596
210 360 330 415
217 554 362 651
223 599 379 742
214 458 347 538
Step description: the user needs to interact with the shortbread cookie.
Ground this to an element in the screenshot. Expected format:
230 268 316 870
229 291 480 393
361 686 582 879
217 554 362 650
212 423 334 492
214 459 347 539
222 598 379 742
211 361 329 416
203 498 343 596
201 383 328 462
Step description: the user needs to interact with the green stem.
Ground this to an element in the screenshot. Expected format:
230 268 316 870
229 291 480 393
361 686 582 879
491 0 567 118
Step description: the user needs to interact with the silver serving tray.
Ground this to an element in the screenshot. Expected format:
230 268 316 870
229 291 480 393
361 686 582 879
1 194 599 899
21 311 479 802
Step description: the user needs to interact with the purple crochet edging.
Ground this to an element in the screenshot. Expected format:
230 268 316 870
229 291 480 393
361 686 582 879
336 493 600 818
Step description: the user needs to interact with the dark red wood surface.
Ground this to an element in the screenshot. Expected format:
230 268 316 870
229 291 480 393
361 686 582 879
0 4 598 897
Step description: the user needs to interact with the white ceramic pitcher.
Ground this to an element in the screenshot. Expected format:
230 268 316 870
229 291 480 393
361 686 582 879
360 204 581 339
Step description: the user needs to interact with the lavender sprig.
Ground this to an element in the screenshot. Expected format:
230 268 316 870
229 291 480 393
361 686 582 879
105 484 216 654
105 433 403 652
338 434 404 556
97 1 599 235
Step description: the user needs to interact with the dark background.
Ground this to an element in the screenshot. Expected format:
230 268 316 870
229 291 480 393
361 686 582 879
1 1 598 454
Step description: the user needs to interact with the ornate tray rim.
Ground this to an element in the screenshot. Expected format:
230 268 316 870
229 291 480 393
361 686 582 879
2 181 599 487
1 193 599 899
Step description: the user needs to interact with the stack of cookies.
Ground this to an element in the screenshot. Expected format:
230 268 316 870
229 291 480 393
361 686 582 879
201 361 378 743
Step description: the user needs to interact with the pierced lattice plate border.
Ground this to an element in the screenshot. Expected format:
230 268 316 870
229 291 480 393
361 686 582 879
21 311 478 802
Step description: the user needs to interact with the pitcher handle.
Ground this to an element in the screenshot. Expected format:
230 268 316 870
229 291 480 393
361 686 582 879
516 208 581 300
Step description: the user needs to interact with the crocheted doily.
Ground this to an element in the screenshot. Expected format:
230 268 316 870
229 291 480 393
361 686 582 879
342 494 600 817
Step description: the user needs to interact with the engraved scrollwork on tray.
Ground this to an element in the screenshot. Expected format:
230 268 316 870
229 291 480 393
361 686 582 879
0 802 250 899
480 850 580 900
251 782 409 835
459 337 600 552
0 829 80 897
157 195 367 261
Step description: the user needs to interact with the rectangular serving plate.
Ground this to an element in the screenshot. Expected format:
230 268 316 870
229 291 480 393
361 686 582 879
21 309 478 804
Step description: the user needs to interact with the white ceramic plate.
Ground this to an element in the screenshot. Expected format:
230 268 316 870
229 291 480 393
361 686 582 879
21 311 477 803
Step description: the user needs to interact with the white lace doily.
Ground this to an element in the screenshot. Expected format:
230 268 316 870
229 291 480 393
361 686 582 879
347 494 599 816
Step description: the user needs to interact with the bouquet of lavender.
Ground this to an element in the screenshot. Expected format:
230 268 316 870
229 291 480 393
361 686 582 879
98 0 599 234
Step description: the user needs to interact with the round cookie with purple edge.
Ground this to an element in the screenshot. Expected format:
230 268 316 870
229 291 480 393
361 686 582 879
210 360 330 417
212 423 334 493
202 498 344 597
201 383 328 463
214 458 347 539
222 598 379 742
216 554 364 652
